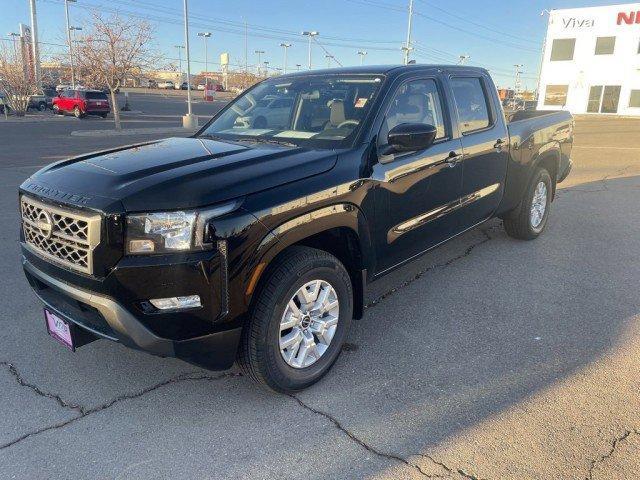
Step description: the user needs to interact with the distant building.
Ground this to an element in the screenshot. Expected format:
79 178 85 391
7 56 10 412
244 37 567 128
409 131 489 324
537 3 640 115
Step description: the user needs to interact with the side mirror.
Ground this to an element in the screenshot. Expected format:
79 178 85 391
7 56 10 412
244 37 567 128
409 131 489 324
385 123 437 154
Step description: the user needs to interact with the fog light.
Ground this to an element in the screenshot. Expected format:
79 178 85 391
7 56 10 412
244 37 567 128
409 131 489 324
149 295 202 311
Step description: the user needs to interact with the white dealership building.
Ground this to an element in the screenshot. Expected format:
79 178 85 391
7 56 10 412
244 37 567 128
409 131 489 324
537 3 640 115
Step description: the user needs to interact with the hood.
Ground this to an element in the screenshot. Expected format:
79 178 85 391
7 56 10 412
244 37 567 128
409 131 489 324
22 137 338 212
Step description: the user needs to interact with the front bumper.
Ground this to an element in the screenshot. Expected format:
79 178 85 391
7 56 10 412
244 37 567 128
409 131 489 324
23 257 242 370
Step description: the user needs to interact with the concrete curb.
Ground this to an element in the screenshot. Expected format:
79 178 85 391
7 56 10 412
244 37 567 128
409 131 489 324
70 126 197 137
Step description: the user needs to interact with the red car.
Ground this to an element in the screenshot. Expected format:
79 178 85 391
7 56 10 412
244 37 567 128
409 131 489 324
52 89 110 118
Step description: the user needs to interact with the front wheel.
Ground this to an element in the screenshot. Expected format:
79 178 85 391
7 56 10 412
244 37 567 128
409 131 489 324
238 246 353 392
504 167 552 240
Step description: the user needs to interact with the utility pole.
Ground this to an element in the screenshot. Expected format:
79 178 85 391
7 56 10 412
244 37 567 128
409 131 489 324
29 0 42 91
302 31 318 70
357 50 367 65
174 45 184 80
198 32 212 81
403 0 414 65
64 0 77 88
182 0 196 129
279 43 291 74
514 64 524 108
254 50 265 76
325 54 334 68
244 20 248 74
7 32 20 57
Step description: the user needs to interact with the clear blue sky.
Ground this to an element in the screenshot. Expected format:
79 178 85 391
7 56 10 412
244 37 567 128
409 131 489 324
1 0 622 87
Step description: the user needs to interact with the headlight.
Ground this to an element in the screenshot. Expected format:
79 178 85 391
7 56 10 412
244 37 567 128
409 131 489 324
126 202 239 255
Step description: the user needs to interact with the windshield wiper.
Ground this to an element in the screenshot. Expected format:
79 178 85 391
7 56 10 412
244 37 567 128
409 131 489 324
235 137 298 148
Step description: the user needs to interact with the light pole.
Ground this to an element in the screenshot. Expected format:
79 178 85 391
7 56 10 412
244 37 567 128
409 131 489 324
302 31 318 70
403 0 414 65
197 32 212 81
263 61 270 76
458 54 470 65
69 26 82 86
254 50 265 76
64 0 77 88
29 0 42 91
295 64 302 71
325 54 334 68
537 10 552 101
357 50 367 65
182 0 196 129
279 43 291 74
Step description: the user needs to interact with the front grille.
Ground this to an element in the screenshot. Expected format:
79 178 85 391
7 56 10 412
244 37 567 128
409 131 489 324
21 196 101 275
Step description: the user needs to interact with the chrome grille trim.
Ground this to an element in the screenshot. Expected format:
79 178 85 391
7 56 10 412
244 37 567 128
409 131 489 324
20 195 101 275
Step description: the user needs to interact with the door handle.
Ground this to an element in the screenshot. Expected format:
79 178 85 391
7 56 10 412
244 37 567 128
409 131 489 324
445 151 462 168
494 138 505 151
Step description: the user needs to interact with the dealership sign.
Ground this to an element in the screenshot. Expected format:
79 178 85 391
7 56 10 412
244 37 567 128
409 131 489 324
617 10 640 25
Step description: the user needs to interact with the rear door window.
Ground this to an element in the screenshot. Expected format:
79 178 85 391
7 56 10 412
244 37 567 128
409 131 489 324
85 92 108 100
450 77 491 134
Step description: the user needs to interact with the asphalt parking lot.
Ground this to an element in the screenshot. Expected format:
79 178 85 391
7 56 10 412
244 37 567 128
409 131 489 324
1 105 639 479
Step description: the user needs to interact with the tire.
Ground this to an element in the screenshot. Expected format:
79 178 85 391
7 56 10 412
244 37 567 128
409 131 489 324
100 113 108 118
238 246 353 392
73 106 84 118
504 167 553 240
37 102 46 112
52 104 61 115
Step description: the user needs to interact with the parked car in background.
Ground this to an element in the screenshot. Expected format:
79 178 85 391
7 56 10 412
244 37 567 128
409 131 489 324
177 82 195 90
197 83 206 91
55 84 70 93
147 79 158 89
27 94 48 112
52 89 110 118
157 80 174 90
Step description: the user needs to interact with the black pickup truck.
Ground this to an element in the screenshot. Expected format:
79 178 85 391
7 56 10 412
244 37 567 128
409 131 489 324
19 65 573 392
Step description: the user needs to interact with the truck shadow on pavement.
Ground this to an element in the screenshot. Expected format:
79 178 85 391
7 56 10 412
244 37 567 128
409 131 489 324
2 175 639 479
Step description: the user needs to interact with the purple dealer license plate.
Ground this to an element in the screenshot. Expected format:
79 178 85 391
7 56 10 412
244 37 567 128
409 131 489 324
44 309 74 350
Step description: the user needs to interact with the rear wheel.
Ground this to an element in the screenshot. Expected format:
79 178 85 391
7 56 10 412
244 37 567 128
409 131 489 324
100 113 108 118
37 101 46 112
238 246 353 392
73 106 84 118
504 167 552 240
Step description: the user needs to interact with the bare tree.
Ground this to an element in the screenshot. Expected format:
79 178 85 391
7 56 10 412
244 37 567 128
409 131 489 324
0 44 37 116
74 13 158 129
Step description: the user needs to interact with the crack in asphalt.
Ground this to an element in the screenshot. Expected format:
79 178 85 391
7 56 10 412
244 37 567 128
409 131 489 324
1 361 85 414
364 227 495 310
0 371 241 451
289 395 440 478
586 429 640 480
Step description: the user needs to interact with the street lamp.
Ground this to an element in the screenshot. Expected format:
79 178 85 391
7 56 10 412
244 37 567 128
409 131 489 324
263 60 270 76
254 50 265 76
197 32 212 81
357 50 367 66
458 54 470 65
181 0 196 128
279 43 291 74
295 64 302 71
64 0 77 88
301 31 318 70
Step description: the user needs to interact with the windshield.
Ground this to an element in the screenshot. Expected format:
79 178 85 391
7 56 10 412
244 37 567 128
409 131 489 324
200 74 384 149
